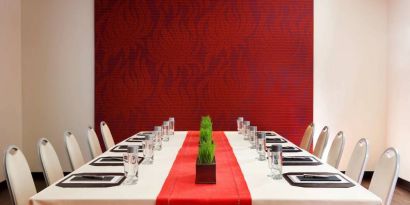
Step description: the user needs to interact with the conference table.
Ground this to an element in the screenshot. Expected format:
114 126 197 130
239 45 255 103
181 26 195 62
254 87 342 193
30 131 382 205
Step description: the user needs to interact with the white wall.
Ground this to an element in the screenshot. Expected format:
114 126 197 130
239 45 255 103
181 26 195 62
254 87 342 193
21 0 94 172
386 0 410 181
314 0 388 171
0 0 22 182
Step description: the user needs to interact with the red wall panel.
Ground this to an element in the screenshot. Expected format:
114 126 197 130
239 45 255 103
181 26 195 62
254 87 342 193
95 0 313 144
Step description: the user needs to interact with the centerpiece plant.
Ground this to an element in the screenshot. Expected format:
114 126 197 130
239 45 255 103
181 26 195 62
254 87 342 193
196 116 216 184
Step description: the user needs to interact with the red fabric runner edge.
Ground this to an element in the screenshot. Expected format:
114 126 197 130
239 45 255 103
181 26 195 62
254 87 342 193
156 131 251 205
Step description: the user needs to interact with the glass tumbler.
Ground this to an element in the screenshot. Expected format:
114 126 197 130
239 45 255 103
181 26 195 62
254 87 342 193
154 126 162 151
123 145 139 185
143 134 154 164
162 121 170 142
243 121 250 140
256 132 266 161
169 117 175 135
249 126 257 149
237 117 244 134
267 144 283 180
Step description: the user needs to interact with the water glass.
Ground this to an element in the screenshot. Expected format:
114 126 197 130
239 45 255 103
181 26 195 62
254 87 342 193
123 145 139 185
267 144 282 180
162 121 170 142
237 117 244 134
256 132 266 161
143 134 154 164
249 126 257 149
169 117 175 135
154 126 162 151
243 121 250 140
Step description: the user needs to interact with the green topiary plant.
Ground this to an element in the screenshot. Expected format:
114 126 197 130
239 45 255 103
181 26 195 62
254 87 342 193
198 115 215 164
200 127 212 144
198 141 215 164
200 116 212 130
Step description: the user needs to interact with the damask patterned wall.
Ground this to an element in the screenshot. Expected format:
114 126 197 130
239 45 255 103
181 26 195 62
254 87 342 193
95 0 313 144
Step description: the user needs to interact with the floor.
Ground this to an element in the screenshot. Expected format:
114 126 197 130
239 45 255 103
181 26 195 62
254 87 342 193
0 178 409 205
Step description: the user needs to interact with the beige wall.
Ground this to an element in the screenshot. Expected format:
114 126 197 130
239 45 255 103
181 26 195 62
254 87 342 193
0 0 22 182
386 0 410 181
314 0 388 171
21 0 94 172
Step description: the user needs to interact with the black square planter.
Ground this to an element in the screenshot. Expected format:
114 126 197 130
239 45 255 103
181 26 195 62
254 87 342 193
195 157 216 184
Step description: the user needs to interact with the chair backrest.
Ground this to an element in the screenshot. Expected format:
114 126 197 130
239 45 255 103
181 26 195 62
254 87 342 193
64 131 85 170
37 138 64 186
369 148 400 205
345 138 369 184
313 126 329 158
100 121 115 150
4 145 37 205
326 131 345 168
87 126 103 158
299 123 315 151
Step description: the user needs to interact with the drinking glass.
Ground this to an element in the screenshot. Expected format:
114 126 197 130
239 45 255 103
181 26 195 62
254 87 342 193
154 126 162 151
162 121 170 142
143 134 154 164
243 121 250 140
257 132 266 161
169 117 175 135
267 144 282 180
123 145 139 185
249 126 257 149
237 117 244 134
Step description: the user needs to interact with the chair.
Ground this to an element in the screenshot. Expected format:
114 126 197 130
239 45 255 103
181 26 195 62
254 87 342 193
345 138 369 184
299 123 315 151
369 148 400 205
313 126 329 158
37 138 64 186
326 131 345 168
87 126 103 158
100 121 115 150
64 131 85 170
4 145 37 205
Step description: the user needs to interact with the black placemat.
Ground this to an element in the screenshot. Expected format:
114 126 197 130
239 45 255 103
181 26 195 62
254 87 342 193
282 156 322 166
282 146 303 153
110 145 143 153
126 138 144 142
89 156 144 166
266 138 287 143
56 173 125 188
283 172 355 188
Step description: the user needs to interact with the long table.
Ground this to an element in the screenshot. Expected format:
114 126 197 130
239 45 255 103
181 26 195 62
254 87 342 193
30 131 381 205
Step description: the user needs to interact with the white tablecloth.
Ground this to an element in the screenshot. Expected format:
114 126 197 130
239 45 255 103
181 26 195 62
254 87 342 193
30 131 188 205
30 131 381 205
224 131 382 205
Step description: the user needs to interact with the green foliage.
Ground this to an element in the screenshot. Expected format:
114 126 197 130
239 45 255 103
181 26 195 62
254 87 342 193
200 116 212 130
198 115 215 164
198 141 215 164
200 127 212 144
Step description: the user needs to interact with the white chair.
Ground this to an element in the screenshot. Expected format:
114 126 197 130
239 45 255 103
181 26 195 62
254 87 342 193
100 121 115 150
313 126 329 158
345 138 369 184
326 131 345 168
37 138 64 186
87 126 103 158
64 131 85 170
4 145 37 205
369 148 400 205
299 123 314 151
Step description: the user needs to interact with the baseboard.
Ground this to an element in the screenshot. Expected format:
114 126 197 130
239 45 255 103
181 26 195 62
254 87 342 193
397 177 410 192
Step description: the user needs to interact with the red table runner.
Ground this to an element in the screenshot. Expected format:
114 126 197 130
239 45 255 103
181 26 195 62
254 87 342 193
157 131 251 205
